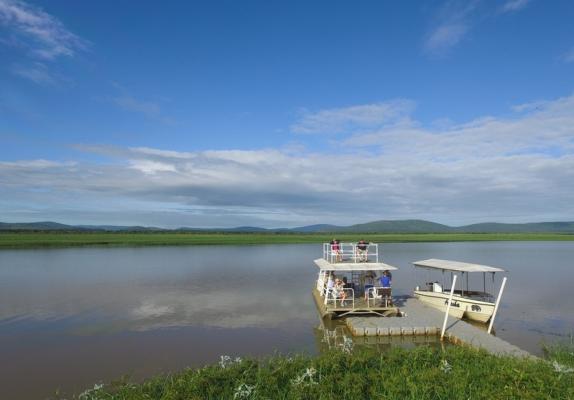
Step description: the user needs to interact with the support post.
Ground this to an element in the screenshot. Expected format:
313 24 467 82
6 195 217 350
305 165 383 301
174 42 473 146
440 274 457 341
487 276 507 334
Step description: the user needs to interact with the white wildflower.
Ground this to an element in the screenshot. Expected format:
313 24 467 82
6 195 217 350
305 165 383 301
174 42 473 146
552 361 574 374
440 359 452 374
219 355 243 369
219 355 233 368
78 383 104 400
291 367 318 387
233 383 255 399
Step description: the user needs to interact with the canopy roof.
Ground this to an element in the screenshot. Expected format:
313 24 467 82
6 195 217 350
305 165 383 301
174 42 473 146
314 258 398 272
413 258 505 273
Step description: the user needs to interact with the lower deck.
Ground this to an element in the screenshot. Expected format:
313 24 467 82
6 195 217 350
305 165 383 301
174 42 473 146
312 288 398 318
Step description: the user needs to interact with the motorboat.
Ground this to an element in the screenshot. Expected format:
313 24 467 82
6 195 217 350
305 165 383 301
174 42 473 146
413 258 506 323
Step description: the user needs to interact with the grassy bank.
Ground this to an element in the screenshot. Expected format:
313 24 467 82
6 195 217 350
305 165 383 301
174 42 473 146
72 345 573 400
1 231 573 249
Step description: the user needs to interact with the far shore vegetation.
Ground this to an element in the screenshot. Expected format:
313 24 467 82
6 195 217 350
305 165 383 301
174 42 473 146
68 343 573 400
1 231 573 249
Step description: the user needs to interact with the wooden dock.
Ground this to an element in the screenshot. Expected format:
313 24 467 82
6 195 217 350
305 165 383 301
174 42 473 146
345 296 533 358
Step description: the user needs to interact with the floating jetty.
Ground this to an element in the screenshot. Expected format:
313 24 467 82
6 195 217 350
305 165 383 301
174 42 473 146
346 296 533 358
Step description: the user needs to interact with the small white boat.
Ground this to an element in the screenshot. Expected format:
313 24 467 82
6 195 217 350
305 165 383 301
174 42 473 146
413 259 506 323
313 242 399 319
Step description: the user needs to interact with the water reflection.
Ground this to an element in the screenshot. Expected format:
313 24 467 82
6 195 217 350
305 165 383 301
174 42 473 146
313 313 446 354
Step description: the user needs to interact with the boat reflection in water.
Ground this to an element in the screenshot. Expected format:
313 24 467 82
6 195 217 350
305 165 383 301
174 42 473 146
313 311 447 354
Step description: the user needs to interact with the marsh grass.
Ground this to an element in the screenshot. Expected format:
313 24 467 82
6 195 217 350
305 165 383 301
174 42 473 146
2 232 573 249
70 345 574 400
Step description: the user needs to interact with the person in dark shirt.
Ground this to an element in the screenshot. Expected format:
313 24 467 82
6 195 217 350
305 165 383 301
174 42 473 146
356 239 369 262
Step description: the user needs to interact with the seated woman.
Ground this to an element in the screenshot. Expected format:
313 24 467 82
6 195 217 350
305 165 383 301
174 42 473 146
355 239 369 262
333 278 347 306
330 238 342 262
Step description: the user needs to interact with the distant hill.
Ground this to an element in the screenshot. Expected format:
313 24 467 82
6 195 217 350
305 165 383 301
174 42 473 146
0 221 81 231
1 220 574 233
76 225 163 232
289 224 343 232
454 222 574 233
339 219 453 233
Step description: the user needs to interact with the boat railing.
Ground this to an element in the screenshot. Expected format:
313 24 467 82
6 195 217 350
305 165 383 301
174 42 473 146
323 287 355 309
366 286 392 307
323 242 379 263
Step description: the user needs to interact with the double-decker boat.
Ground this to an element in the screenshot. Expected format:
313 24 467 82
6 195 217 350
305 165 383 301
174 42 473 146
413 259 506 323
312 242 399 319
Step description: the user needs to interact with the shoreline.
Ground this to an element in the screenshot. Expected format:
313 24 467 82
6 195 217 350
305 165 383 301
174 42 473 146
1 231 573 249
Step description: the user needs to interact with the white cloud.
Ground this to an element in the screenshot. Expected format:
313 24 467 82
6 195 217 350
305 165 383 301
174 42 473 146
112 95 162 118
291 100 415 134
1 94 574 227
423 1 478 55
424 0 530 56
500 0 530 13
425 23 468 53
10 62 58 85
0 0 86 60
109 84 175 124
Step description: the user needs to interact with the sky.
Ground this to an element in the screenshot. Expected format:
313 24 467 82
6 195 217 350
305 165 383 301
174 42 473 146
1 0 574 228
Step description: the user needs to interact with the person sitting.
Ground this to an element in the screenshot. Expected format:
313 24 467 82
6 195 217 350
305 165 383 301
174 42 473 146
334 278 347 306
356 239 369 262
330 238 342 262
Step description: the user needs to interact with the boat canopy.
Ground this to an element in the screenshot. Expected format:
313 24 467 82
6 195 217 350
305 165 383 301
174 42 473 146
314 258 398 272
413 258 505 273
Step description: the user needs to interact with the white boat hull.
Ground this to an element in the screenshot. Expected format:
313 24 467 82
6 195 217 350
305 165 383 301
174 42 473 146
414 290 494 323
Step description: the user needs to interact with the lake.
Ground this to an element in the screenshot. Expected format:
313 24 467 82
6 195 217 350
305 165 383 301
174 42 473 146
0 242 572 399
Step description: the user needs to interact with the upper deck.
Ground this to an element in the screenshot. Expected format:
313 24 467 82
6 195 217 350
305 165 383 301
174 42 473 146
323 242 380 263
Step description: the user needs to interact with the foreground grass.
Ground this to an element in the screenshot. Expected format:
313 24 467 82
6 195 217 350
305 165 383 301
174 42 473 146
74 345 574 400
1 231 573 249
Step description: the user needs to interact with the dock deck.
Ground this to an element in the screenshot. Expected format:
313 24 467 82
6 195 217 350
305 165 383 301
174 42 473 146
346 296 533 358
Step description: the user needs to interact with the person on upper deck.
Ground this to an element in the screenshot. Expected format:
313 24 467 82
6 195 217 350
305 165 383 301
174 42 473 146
330 238 342 262
356 239 369 262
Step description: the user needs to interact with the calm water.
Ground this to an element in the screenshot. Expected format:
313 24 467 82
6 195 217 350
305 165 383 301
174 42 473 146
0 242 573 399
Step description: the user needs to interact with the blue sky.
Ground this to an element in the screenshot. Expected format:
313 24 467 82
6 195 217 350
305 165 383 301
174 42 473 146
1 0 574 228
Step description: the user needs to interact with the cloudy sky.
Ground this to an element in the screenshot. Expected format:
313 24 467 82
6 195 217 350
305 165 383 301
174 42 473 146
1 0 573 228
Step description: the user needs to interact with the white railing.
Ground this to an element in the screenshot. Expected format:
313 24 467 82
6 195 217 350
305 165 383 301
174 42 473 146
366 286 392 307
323 242 379 263
324 287 355 308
